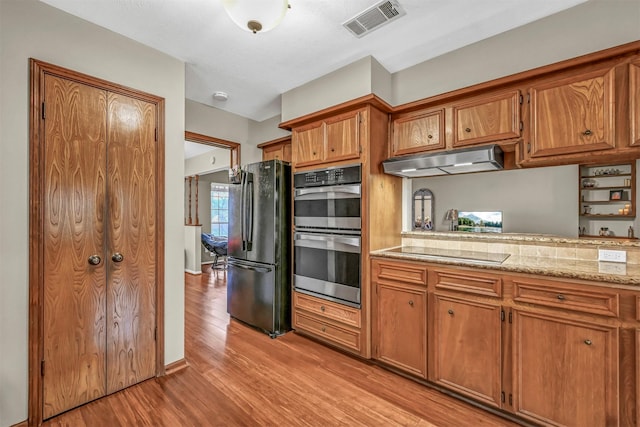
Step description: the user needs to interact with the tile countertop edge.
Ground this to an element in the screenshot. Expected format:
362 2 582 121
402 231 640 248
371 250 640 287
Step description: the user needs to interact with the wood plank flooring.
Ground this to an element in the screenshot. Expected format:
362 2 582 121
43 268 520 426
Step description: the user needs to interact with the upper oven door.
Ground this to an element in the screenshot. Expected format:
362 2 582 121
294 184 361 229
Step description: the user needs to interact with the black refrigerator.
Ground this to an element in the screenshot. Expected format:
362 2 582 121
227 159 291 337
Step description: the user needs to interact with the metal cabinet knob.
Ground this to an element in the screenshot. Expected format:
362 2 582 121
465 127 471 133
408 300 414 306
321 327 326 332
320 305 325 312
112 253 124 263
584 339 592 345
583 129 593 136
448 309 454 315
557 294 565 301
427 134 433 139
88 255 101 266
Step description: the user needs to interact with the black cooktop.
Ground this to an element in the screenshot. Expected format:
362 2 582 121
387 246 510 265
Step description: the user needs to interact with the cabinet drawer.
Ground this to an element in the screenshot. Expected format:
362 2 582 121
432 269 502 297
293 310 361 352
294 292 361 328
372 259 427 286
512 279 619 317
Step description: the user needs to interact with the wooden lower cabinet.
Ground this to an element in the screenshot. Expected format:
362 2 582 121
370 257 636 426
292 291 363 355
375 282 427 378
512 309 619 426
431 293 503 408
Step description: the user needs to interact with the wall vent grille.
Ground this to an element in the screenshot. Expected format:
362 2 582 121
343 1 406 38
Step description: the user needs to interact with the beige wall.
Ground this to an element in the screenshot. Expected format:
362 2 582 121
186 99 262 166
247 114 291 145
411 165 578 236
0 1 186 425
184 147 231 177
281 56 392 122
392 0 640 105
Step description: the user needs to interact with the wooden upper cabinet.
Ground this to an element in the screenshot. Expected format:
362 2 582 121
392 108 445 156
293 121 325 166
452 90 521 147
527 66 616 158
325 111 360 162
291 109 362 167
260 137 292 163
630 61 640 147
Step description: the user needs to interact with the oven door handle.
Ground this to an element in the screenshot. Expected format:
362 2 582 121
294 233 361 253
294 184 361 199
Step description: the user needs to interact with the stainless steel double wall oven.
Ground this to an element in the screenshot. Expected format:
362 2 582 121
293 164 362 307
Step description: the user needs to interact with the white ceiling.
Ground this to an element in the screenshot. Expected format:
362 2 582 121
40 0 586 122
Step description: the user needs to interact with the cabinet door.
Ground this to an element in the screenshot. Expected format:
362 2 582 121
392 109 445 155
528 66 615 158
376 282 427 378
262 144 283 161
432 294 502 408
453 90 520 147
282 142 292 162
630 61 640 147
512 310 619 426
293 121 325 167
325 111 360 162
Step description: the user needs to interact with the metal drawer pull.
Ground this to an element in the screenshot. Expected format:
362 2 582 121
408 300 414 306
320 305 325 312
448 309 454 315
557 294 566 300
465 127 471 133
583 129 593 136
584 339 592 345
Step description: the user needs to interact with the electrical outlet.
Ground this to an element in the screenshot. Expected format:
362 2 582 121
598 249 627 263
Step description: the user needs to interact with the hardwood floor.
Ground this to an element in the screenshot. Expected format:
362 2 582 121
43 268 520 426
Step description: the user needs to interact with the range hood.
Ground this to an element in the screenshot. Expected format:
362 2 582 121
382 145 504 178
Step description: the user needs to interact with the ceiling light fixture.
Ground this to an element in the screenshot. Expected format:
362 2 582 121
222 0 289 34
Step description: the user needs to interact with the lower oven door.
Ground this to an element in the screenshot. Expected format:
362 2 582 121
293 231 361 307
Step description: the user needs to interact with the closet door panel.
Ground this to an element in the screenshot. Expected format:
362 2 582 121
42 74 108 418
106 93 157 393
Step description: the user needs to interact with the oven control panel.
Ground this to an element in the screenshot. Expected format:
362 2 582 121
294 164 361 188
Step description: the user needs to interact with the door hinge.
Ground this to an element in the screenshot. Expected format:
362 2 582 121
154 327 158 341
527 142 531 154
41 102 45 120
527 93 531 104
509 393 513 406
509 311 513 324
519 94 523 104
41 360 45 377
501 391 505 403
519 121 523 132
501 309 505 322
359 145 363 154
155 128 158 141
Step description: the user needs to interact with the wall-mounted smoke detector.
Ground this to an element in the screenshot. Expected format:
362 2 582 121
343 0 406 38
213 91 228 102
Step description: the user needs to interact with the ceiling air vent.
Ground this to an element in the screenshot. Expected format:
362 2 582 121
343 0 406 38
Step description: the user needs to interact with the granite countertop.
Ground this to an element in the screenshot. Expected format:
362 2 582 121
372 246 640 287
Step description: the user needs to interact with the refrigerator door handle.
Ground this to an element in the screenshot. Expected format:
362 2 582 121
228 259 273 273
240 171 246 250
246 173 254 251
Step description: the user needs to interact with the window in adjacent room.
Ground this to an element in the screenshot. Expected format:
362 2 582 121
210 184 229 237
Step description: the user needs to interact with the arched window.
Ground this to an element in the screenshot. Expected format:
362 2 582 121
412 188 434 230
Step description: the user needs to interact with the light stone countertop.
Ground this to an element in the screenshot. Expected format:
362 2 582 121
372 231 640 287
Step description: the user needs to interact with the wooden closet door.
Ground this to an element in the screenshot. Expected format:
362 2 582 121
106 93 157 393
42 75 108 418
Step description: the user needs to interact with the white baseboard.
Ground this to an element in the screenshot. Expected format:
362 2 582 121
201 261 214 265
184 269 202 275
